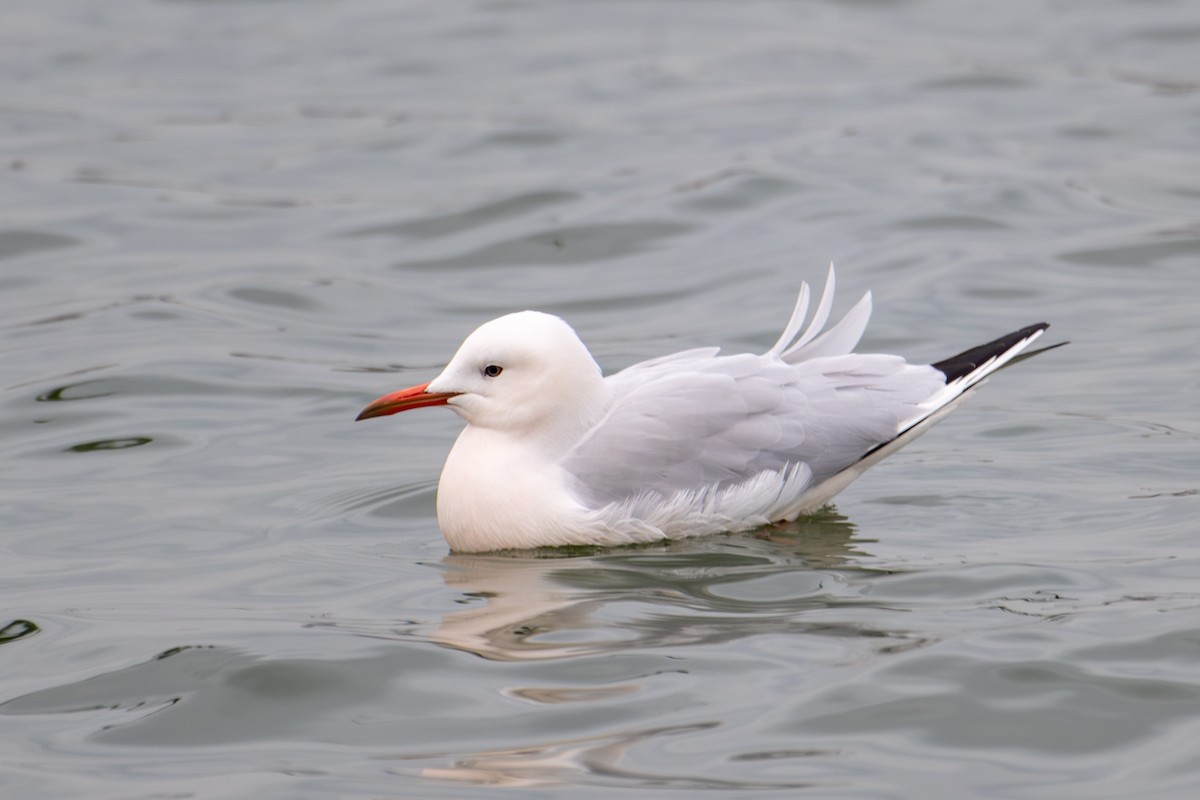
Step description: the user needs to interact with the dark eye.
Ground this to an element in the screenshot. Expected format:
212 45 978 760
482 364 503 378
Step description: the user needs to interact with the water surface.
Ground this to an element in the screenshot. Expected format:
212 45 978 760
2 1 1199 797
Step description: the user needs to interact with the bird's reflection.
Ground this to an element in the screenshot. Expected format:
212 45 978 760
406 720 814 790
408 511 881 787
428 510 878 661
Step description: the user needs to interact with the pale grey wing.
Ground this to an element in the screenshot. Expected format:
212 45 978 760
561 351 947 506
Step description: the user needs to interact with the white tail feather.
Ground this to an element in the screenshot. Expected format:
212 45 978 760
767 265 873 363
783 291 872 362
789 264 836 352
766 282 811 358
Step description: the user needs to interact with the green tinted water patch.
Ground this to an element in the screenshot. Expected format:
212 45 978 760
0 620 39 646
66 436 154 452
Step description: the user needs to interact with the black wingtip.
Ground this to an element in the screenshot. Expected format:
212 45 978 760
931 322 1052 382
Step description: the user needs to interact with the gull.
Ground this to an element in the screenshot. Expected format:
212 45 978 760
357 268 1054 552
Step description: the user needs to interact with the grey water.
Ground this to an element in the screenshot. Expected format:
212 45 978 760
2 0 1199 797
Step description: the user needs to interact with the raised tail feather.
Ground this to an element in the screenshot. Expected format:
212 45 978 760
767 265 873 363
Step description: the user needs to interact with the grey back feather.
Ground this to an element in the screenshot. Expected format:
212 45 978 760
563 349 944 506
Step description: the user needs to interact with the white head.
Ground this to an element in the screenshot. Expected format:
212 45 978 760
358 311 608 455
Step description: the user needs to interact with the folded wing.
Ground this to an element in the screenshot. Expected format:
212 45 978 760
562 269 1050 515
563 269 947 506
